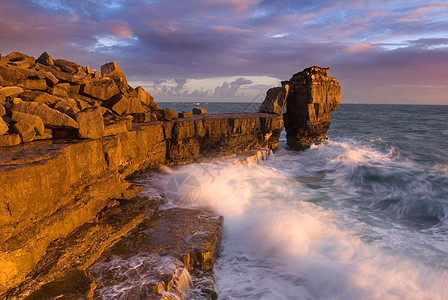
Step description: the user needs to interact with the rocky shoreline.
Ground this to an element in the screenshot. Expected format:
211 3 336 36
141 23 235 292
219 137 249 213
1 51 340 299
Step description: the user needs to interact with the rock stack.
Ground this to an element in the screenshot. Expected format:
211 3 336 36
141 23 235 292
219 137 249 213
0 51 170 147
259 66 341 150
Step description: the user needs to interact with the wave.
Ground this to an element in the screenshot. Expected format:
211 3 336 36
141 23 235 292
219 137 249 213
154 159 448 299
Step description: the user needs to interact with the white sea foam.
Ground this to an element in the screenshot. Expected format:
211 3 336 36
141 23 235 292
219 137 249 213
160 148 448 299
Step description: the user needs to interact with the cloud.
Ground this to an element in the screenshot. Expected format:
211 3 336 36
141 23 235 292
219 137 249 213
213 78 253 97
0 0 447 104
346 43 377 53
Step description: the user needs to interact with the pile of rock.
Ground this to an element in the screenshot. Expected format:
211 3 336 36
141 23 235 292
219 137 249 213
0 51 193 147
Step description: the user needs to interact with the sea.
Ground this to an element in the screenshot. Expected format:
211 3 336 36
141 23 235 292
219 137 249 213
150 103 448 299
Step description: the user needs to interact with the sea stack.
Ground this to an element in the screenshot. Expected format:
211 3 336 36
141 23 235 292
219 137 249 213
283 66 341 150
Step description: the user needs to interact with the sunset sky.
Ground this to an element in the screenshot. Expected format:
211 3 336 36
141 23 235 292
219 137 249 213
1 0 447 104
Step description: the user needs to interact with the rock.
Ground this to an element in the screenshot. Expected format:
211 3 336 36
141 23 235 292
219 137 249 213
103 93 130 115
36 51 54 66
135 86 154 106
258 85 289 114
0 133 21 147
0 117 8 135
128 97 146 114
81 79 119 101
54 59 78 73
34 132 53 140
5 52 35 69
12 111 45 135
0 86 24 99
193 107 207 115
20 91 59 105
86 66 93 74
179 111 192 118
47 85 69 98
0 103 5 117
12 98 22 104
283 66 341 150
37 70 59 86
104 122 128 136
12 101 79 129
13 120 36 142
163 108 178 121
100 62 127 85
132 112 157 123
75 107 105 139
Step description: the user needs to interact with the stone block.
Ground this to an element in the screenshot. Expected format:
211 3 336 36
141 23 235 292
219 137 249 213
0 133 21 147
179 111 192 118
104 122 128 136
75 107 105 139
36 51 54 66
20 91 59 105
81 79 119 101
12 101 79 129
162 108 178 121
12 111 45 135
0 86 24 99
0 117 8 135
103 93 130 115
193 107 207 115
13 120 36 142
0 103 5 117
258 85 289 115
101 62 127 85
135 86 154 106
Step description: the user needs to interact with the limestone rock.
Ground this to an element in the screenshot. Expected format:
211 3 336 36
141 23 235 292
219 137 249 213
0 117 8 135
0 103 6 116
135 86 154 106
0 133 21 147
104 122 128 136
193 107 207 115
36 51 54 66
81 79 119 101
13 120 36 142
20 91 59 105
37 70 59 86
103 93 130 115
0 86 24 99
100 62 127 85
258 85 289 115
5 52 35 69
179 111 192 118
163 108 178 121
128 97 146 114
132 112 157 123
12 111 45 135
75 107 105 139
12 101 79 129
283 66 341 150
54 59 78 73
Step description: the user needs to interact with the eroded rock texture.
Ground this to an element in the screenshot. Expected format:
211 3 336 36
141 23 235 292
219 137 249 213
283 66 341 150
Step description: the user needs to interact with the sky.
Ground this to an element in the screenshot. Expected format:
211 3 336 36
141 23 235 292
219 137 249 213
0 0 447 104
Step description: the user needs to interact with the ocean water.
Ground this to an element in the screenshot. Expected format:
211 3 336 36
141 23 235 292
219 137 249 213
147 103 448 299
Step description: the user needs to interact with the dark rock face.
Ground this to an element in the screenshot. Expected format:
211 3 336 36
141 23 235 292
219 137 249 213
283 66 341 150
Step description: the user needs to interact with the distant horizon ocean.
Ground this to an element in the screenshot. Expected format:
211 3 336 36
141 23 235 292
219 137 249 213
144 103 448 299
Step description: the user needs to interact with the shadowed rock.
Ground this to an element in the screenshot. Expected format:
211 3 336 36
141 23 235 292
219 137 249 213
258 84 290 115
193 107 207 115
12 111 45 135
36 51 54 66
0 118 8 135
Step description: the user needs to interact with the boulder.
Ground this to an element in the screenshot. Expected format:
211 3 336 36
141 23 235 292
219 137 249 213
81 79 120 101
258 85 289 115
0 117 8 135
162 109 178 121
193 107 207 115
0 103 5 116
47 85 69 98
0 133 21 147
283 66 341 150
12 111 45 135
5 52 35 69
12 101 79 129
54 59 78 73
101 62 127 85
132 112 157 123
0 86 24 99
20 91 59 105
13 120 36 142
104 122 128 136
37 70 59 86
179 111 192 118
128 97 146 114
36 51 54 66
75 107 105 139
136 86 154 106
103 93 130 115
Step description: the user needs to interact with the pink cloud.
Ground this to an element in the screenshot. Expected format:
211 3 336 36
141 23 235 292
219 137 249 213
211 26 253 34
346 43 377 53
108 23 133 37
